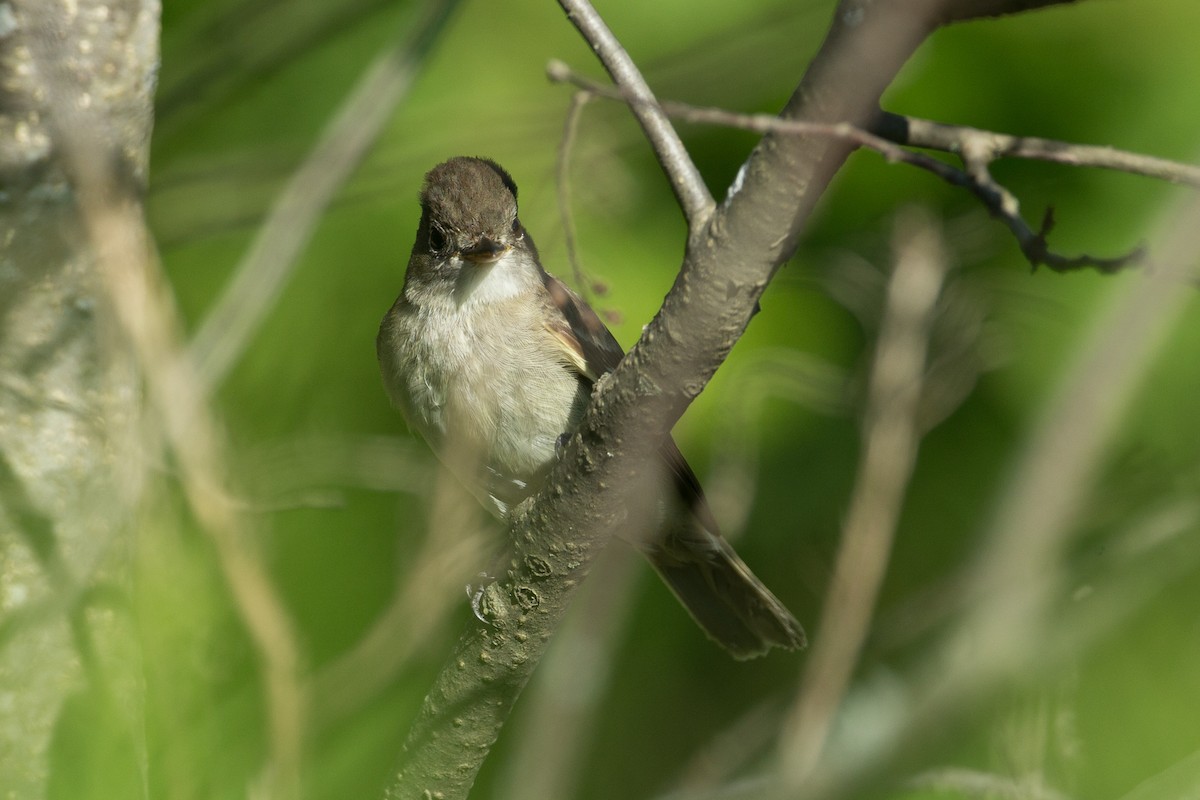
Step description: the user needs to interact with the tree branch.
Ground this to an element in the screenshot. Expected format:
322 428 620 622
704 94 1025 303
873 111 1200 187
387 0 1119 797
556 0 714 230
935 0 1085 24
388 1 952 797
548 61 1166 273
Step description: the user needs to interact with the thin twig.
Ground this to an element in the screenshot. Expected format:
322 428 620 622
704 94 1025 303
548 60 1158 274
778 210 949 787
555 0 714 230
556 90 596 300
874 111 1200 187
190 0 462 390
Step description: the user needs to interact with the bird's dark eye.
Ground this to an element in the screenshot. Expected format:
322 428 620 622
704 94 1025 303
511 218 521 236
428 225 448 252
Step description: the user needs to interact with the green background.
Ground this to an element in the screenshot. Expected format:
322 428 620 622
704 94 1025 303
131 0 1200 798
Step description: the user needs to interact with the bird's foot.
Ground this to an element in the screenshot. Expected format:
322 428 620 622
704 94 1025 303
554 432 572 460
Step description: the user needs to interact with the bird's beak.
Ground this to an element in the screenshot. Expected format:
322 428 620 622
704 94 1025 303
461 236 510 264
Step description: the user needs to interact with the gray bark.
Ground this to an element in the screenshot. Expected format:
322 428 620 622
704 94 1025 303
389 0 1093 797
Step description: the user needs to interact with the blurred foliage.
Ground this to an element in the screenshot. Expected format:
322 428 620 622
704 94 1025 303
94 0 1200 798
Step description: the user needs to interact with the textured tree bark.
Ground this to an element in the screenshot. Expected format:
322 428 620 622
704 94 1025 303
0 0 159 794
389 1 1096 797
387 1 947 797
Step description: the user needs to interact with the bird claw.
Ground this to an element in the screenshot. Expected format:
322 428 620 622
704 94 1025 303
466 572 497 624
554 432 571 459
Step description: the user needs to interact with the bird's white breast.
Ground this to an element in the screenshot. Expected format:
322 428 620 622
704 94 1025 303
385 255 588 514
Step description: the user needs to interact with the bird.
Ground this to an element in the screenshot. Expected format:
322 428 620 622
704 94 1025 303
376 156 804 658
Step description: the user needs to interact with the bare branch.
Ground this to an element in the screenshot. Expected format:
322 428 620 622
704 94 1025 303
959 160 1145 273
548 70 1200 192
935 0 1086 24
556 0 714 230
556 90 597 300
389 1 955 797
390 0 1130 796
907 768 1073 800
873 112 1200 187
549 61 1158 273
190 0 462 390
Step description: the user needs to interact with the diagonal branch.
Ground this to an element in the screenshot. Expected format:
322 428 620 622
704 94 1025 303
387 1 1111 798
556 0 714 230
388 1 954 797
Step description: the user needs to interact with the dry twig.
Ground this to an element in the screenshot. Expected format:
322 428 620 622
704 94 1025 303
556 0 714 230
547 60 1182 274
555 90 599 301
873 111 1200 187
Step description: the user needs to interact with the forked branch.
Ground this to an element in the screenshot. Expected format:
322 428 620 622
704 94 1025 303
388 1 1120 798
547 61 1189 274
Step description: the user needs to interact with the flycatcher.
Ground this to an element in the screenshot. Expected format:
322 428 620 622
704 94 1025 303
377 156 804 658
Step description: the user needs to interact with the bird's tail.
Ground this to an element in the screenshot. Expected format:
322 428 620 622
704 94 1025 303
643 522 805 660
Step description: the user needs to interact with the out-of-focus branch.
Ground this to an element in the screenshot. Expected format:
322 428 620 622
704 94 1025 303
556 0 714 230
190 0 462 390
906 768 1072 800
22 6 306 797
787 190 1200 800
944 202 1200 707
778 211 949 786
58 132 309 800
312 462 488 730
0 2 156 795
